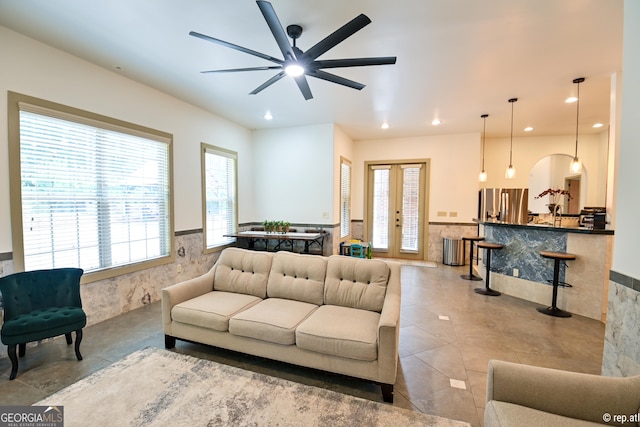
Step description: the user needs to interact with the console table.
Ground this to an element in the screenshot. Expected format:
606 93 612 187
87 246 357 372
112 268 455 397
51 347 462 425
225 231 325 255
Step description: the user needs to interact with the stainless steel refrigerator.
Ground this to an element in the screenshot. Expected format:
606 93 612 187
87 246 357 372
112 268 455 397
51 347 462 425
479 188 529 224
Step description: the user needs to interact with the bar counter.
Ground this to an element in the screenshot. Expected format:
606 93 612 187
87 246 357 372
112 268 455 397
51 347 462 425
473 220 614 321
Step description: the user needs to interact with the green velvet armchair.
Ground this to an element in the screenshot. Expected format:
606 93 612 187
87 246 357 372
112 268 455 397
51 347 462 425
0 268 86 380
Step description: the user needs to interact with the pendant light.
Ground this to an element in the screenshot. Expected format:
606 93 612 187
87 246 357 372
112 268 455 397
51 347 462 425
505 98 518 179
479 114 489 182
570 77 585 173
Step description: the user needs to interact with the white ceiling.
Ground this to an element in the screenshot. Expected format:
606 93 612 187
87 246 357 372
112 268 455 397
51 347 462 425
0 0 623 140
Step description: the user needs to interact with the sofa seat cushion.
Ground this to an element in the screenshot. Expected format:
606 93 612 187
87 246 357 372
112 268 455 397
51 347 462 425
229 298 318 345
485 401 605 427
171 291 262 332
296 305 380 361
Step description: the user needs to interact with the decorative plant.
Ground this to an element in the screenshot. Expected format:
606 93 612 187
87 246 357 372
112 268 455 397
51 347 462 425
535 188 571 217
262 220 291 233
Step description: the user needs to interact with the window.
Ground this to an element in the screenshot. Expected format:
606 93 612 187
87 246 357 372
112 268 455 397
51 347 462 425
202 144 237 251
8 92 173 281
340 158 351 238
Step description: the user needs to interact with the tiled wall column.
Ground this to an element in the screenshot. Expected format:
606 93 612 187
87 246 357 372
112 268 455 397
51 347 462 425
602 271 640 376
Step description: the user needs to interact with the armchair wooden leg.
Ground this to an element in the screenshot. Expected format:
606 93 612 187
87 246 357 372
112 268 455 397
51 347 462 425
18 343 26 357
65 332 72 345
8 344 18 380
74 329 83 361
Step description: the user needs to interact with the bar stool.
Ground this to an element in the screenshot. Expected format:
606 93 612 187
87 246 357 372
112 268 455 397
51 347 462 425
461 236 485 281
474 242 504 296
537 251 576 317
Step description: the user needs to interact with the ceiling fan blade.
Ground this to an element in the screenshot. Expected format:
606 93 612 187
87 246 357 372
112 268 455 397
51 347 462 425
307 70 365 91
303 14 371 61
201 66 283 73
293 74 313 100
312 57 397 69
189 31 283 65
250 71 286 95
256 1 297 62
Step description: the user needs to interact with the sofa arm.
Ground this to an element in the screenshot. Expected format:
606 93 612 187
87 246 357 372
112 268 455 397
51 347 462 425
487 359 640 426
377 261 402 384
161 267 216 333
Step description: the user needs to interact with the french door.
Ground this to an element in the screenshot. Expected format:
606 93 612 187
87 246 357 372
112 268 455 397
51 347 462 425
365 161 428 260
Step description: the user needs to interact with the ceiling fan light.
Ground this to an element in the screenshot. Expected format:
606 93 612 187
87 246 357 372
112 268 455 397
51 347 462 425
285 63 305 77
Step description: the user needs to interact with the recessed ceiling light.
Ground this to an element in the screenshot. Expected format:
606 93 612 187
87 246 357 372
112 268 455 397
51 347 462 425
524 126 533 132
593 123 604 128
432 118 441 125
381 122 389 129
264 112 273 120
565 96 578 103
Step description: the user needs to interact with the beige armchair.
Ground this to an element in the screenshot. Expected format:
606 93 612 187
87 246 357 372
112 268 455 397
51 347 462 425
485 360 640 427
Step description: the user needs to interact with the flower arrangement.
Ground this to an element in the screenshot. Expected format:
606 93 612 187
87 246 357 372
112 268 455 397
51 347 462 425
535 188 571 201
535 188 571 214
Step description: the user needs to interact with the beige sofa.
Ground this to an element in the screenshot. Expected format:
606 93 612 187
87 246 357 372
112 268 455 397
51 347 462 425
162 247 401 402
485 359 640 426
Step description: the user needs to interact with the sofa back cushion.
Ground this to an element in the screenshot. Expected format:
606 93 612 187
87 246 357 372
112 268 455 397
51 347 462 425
324 256 390 312
267 251 327 305
213 248 273 298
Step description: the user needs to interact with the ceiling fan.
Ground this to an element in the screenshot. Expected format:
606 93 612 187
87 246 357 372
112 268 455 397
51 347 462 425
189 0 397 100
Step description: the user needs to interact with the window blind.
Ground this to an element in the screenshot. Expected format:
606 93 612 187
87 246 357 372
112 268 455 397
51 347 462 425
203 146 237 249
340 160 351 238
18 108 171 272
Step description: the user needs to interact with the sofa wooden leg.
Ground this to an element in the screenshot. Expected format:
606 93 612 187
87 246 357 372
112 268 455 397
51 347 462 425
165 335 176 349
65 332 72 345
74 329 83 361
381 383 394 403
8 344 18 380
18 343 26 357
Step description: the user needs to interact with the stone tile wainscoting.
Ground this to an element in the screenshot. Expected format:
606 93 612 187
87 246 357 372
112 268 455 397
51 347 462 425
428 223 479 263
0 225 336 328
350 220 478 264
0 231 221 327
602 271 640 376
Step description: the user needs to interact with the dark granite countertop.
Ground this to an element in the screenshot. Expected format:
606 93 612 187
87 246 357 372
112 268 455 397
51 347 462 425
474 219 614 235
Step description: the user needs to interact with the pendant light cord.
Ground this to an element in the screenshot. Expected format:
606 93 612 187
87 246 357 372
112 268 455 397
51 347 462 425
574 80 581 158
508 98 517 165
481 114 488 170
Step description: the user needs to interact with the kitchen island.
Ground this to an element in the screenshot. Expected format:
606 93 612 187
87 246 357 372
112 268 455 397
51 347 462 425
475 220 613 321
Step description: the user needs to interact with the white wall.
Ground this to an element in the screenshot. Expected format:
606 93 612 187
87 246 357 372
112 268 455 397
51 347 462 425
352 133 480 223
482 133 608 209
612 0 640 278
251 124 334 224
0 26 254 253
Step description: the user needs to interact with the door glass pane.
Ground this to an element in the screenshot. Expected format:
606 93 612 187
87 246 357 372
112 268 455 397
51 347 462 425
401 167 420 251
372 169 390 249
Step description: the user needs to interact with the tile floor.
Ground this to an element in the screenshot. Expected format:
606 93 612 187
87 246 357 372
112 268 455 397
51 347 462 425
0 263 606 427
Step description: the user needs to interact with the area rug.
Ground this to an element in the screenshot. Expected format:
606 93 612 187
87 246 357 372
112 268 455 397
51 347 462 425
36 347 468 427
